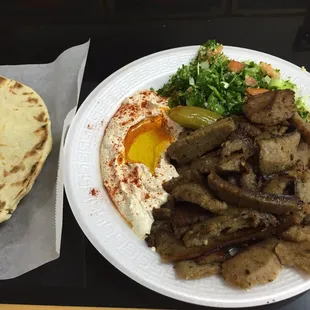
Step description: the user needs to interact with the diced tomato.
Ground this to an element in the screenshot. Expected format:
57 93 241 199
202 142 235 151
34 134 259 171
246 88 269 95
245 76 258 87
207 45 223 58
227 60 245 73
259 62 280 78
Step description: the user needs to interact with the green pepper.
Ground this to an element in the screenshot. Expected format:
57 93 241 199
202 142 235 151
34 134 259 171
168 106 221 130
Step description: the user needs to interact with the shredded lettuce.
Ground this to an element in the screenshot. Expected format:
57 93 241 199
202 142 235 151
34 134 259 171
296 96 310 121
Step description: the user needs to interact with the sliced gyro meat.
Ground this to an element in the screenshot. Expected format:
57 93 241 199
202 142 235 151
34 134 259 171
296 142 310 168
154 228 208 263
167 118 236 164
222 238 281 289
216 153 247 174
221 128 255 158
183 209 278 247
263 175 294 195
171 203 211 228
171 202 211 239
195 250 230 265
281 225 310 242
255 124 288 141
171 182 228 214
275 241 310 275
174 260 221 280
208 171 302 214
296 171 310 203
163 170 205 194
190 150 220 174
290 112 310 144
243 89 296 125
240 165 258 192
257 131 301 175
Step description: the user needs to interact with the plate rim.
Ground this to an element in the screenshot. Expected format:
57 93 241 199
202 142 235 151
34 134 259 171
64 45 310 308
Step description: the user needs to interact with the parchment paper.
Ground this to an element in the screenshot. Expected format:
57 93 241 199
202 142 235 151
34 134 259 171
0 41 90 279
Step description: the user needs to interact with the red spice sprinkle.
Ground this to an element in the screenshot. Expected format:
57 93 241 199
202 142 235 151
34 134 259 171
145 193 150 199
141 90 151 96
90 188 99 197
111 186 118 197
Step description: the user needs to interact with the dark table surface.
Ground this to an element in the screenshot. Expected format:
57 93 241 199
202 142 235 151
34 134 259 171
1 1 310 309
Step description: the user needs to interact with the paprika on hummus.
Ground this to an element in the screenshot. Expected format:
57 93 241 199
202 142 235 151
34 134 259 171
100 90 182 238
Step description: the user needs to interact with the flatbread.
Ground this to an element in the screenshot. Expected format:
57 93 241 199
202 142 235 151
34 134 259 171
0 76 52 222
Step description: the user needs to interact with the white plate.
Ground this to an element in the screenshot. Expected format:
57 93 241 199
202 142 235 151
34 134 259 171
64 46 310 308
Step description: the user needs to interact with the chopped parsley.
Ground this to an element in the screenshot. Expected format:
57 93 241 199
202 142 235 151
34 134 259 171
157 40 310 120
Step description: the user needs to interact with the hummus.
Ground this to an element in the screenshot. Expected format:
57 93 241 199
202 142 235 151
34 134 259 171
100 90 182 238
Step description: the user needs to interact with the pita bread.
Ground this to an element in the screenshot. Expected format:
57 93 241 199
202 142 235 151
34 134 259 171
0 76 52 222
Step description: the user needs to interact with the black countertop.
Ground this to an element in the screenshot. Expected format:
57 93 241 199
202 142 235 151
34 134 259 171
1 1 310 309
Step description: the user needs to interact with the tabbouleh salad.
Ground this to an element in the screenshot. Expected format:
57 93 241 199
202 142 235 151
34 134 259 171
157 40 310 121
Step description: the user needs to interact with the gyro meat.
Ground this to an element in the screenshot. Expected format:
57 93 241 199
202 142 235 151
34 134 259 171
275 241 310 274
257 131 301 175
222 238 281 289
243 89 296 125
174 260 221 280
172 182 228 214
167 118 235 164
208 171 302 214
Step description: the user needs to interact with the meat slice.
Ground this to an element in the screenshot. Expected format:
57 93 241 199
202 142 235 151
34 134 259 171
183 209 278 247
277 204 310 233
153 227 209 263
240 166 258 192
163 170 205 194
243 89 296 125
221 129 255 158
222 238 281 289
171 203 211 228
239 122 262 138
231 115 262 137
296 142 310 168
290 112 310 144
282 225 310 242
153 223 274 263
303 215 310 225
171 182 228 214
167 118 236 164
283 160 306 180
174 260 221 280
153 208 172 220
257 131 301 175
195 251 230 265
227 174 239 186
296 171 310 203
255 124 288 141
216 153 246 173
190 150 220 174
208 171 302 214
263 176 294 195
171 203 211 238
275 241 310 274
